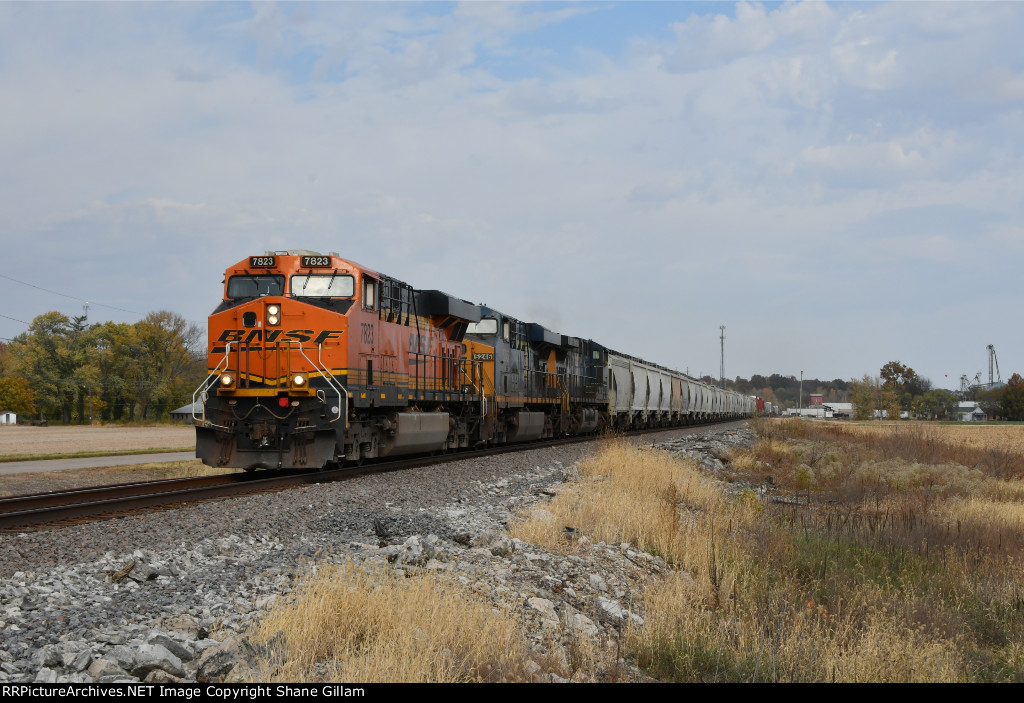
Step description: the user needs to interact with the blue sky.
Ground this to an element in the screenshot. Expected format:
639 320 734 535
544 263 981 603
1 1 1022 390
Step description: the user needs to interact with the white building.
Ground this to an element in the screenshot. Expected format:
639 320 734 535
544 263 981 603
786 407 826 418
0 410 17 425
958 402 988 422
823 402 854 418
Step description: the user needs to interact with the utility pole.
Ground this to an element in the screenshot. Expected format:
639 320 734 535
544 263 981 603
84 302 91 422
799 370 804 413
719 325 725 389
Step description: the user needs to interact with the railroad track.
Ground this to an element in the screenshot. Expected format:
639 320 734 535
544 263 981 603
0 420 747 530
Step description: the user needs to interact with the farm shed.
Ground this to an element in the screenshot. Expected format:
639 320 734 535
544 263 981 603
169 402 201 423
958 402 988 422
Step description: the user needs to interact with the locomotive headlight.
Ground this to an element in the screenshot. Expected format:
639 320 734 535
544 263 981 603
267 304 281 326
293 374 306 387
220 373 235 387
267 304 280 316
268 314 280 325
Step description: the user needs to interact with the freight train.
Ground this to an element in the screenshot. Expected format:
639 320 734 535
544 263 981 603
194 251 757 469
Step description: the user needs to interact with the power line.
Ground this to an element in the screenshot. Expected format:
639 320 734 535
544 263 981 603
0 313 30 325
4 373 202 390
0 272 142 316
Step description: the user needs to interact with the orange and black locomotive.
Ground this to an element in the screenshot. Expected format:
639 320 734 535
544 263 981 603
194 251 756 470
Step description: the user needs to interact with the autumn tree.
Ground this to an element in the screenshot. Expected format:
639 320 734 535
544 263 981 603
881 386 902 420
0 342 10 376
7 312 97 424
916 389 958 420
5 310 206 424
0 376 38 417
1001 373 1024 421
89 321 136 421
131 311 205 420
851 375 877 420
879 360 933 414
68 313 101 423
977 386 1003 420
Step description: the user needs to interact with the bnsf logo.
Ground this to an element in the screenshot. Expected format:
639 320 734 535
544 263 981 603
215 329 344 345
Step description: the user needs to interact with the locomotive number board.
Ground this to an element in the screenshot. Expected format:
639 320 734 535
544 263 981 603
300 255 333 267
249 256 276 267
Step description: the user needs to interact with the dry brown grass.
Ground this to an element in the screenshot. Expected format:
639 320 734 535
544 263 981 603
633 570 964 683
513 432 1024 682
833 422 1024 452
253 562 533 682
794 421 1024 480
0 424 194 457
242 420 1023 683
510 439 741 567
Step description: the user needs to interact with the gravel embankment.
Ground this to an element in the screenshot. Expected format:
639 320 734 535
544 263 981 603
0 422 754 684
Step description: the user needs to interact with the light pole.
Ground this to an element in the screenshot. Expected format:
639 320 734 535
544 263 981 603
799 370 804 415
719 326 725 389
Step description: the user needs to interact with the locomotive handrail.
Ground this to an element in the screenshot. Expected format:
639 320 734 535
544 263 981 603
193 342 234 424
457 358 481 395
317 344 349 429
457 358 489 419
479 367 495 420
556 375 570 413
293 342 346 426
408 350 481 395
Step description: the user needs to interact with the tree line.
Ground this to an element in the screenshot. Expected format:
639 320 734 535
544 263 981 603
707 373 852 409
977 375 1024 421
716 360 1024 421
849 360 1024 421
0 311 207 424
6 320 1019 425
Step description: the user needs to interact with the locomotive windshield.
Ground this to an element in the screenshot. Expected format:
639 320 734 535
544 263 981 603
465 318 498 335
227 274 284 298
290 274 355 298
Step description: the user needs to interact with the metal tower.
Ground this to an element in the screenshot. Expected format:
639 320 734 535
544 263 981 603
719 325 725 389
987 344 1001 385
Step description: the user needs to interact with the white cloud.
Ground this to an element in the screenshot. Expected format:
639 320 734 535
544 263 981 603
0 2 1022 385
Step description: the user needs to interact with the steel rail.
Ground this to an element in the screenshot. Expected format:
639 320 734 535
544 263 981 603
0 419 747 530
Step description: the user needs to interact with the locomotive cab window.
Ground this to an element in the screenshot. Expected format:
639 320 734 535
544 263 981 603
466 318 497 336
290 274 355 298
227 274 284 299
363 278 377 310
